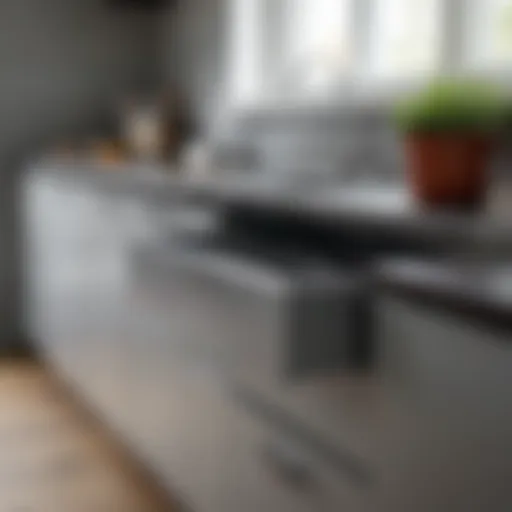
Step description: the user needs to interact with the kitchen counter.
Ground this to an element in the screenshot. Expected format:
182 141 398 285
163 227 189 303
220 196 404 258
29 158 512 251
25 158 512 511
376 259 512 335
28 159 512 333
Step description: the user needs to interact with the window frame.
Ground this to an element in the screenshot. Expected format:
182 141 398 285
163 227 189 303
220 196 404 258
229 0 512 109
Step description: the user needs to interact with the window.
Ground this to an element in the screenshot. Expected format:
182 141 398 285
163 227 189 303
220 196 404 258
468 0 512 69
368 0 444 79
229 0 512 105
229 0 263 104
284 0 353 93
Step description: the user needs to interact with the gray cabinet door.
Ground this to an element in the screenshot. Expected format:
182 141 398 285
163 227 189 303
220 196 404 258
148 361 231 512
24 175 141 414
212 400 365 512
376 296 512 512
24 172 243 511
23 175 107 383
124 249 233 509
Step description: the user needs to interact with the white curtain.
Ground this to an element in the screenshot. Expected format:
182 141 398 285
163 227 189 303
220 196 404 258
468 0 512 69
369 0 443 78
229 0 263 104
284 0 352 92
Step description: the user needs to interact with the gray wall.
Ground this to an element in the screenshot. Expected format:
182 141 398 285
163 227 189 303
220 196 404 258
0 0 159 346
160 0 228 137
0 0 159 160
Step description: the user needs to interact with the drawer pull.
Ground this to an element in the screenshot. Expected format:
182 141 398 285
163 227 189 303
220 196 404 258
263 441 317 490
235 385 374 488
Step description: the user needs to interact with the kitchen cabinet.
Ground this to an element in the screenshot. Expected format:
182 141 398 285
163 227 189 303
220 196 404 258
27 167 512 512
24 170 154 422
213 396 365 512
23 172 106 387
376 290 512 512
23 168 232 511
23 168 374 512
126 243 234 510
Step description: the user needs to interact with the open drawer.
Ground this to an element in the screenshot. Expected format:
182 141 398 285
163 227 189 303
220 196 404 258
133 235 370 384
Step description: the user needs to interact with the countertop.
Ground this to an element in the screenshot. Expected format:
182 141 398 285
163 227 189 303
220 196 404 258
376 259 512 334
28 158 512 250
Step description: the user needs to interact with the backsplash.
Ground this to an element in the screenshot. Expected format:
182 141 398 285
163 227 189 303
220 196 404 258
211 105 405 184
211 103 512 187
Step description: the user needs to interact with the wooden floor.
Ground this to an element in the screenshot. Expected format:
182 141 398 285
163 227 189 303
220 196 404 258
0 360 173 512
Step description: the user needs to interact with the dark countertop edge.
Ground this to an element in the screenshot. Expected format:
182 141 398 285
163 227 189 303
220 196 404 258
26 161 214 205
375 261 512 337
214 191 512 252
27 162 512 247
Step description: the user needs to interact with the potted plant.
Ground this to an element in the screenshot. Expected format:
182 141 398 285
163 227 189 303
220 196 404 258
395 79 505 209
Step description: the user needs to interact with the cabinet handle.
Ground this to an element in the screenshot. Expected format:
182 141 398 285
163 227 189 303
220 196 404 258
262 440 317 490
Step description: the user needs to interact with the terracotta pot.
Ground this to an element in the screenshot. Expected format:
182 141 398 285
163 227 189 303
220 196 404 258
405 133 493 210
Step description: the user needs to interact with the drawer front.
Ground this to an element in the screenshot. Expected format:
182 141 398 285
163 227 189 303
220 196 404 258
135 247 359 387
378 296 512 423
226 282 356 387
215 405 365 512
225 284 289 385
131 250 235 365
376 296 512 512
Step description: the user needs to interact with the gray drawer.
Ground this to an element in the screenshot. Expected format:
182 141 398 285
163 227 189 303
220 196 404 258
131 247 234 365
223 263 361 386
133 243 363 379
215 405 365 512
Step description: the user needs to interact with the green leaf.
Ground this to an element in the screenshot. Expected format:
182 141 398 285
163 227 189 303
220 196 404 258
394 78 507 134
